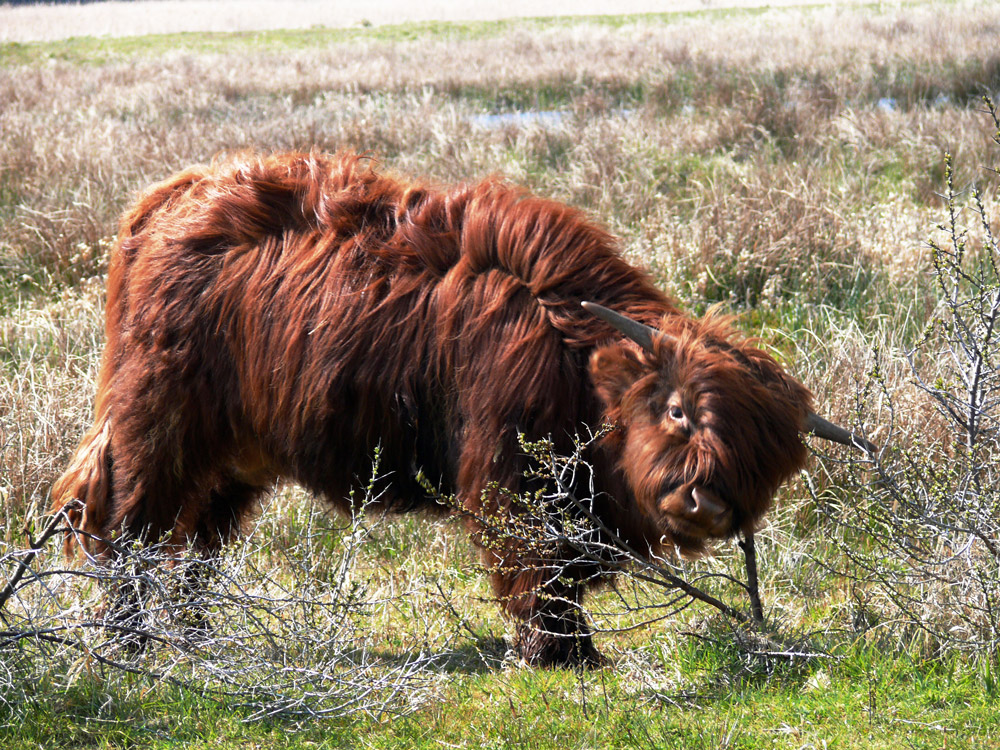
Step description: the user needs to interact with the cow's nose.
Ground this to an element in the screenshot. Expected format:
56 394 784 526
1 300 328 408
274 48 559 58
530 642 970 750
686 486 731 535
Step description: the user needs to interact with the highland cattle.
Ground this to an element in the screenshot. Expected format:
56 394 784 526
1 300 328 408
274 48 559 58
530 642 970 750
53 151 866 666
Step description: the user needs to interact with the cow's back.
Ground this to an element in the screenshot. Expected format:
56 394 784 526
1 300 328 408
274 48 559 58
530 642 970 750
102 151 671 511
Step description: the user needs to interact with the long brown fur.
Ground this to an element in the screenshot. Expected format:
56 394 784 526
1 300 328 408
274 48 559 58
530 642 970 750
52 151 812 666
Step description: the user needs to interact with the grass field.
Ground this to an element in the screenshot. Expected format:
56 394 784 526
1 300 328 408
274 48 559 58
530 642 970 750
2 1 1000 747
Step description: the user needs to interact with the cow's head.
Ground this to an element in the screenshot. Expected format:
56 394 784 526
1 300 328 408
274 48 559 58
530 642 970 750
584 302 870 556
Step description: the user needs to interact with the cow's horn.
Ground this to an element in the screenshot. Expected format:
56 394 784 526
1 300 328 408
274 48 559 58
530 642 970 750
582 301 667 352
805 412 876 453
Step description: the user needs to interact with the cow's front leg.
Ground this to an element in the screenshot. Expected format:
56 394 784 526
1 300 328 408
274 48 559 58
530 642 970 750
489 556 607 668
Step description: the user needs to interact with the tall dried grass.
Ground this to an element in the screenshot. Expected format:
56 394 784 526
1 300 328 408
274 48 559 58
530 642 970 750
3 4 996 292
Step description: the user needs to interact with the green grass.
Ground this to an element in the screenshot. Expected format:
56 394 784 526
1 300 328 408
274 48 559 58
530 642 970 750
0 6 796 68
5 637 997 749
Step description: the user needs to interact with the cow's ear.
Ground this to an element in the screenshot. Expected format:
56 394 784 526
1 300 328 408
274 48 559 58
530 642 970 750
742 346 814 410
590 343 645 410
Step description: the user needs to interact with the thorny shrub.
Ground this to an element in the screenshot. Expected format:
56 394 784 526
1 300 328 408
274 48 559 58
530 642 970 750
815 96 1000 657
0 464 451 725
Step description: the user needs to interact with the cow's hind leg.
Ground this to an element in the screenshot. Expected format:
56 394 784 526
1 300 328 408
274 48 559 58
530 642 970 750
189 477 269 555
168 477 270 638
97 441 263 646
97 467 220 649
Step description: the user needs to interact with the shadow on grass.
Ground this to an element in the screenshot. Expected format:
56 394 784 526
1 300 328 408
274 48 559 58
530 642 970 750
363 635 510 675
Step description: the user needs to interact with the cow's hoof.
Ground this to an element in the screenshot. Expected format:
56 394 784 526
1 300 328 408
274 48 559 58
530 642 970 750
516 630 609 669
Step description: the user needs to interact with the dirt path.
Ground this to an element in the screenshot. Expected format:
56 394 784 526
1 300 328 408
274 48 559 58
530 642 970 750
1 0 869 43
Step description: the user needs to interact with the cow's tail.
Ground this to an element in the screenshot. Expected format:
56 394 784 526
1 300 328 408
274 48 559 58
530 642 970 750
51 402 114 558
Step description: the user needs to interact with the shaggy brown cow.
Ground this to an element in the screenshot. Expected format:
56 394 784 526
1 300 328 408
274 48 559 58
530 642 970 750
52 151 864 666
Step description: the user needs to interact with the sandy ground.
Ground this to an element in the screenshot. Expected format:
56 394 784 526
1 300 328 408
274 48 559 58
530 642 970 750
0 0 873 43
